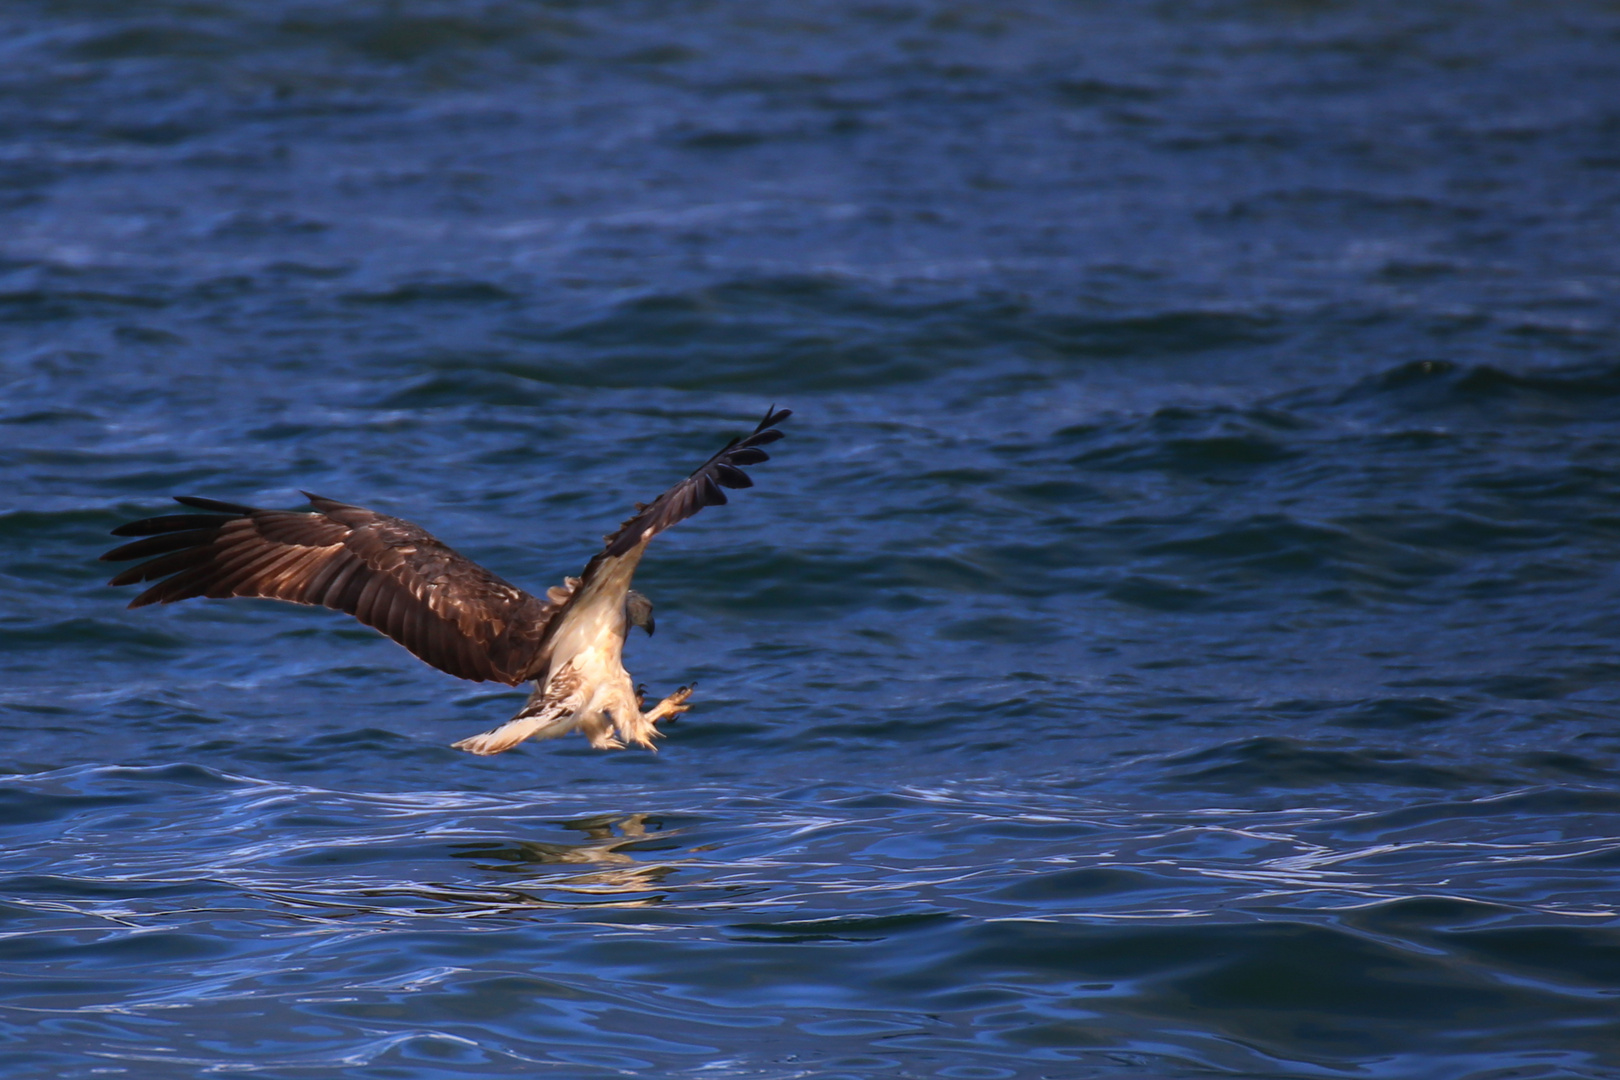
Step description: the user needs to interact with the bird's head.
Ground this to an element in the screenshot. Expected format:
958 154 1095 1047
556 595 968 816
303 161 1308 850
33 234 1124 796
625 589 655 636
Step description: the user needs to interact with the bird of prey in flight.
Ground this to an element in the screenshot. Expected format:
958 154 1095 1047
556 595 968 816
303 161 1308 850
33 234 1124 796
101 407 791 755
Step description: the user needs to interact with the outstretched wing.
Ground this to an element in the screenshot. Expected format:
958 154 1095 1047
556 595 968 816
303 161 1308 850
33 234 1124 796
601 405 792 558
534 407 791 666
100 494 566 685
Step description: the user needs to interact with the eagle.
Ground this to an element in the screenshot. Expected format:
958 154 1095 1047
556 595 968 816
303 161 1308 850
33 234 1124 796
100 407 790 756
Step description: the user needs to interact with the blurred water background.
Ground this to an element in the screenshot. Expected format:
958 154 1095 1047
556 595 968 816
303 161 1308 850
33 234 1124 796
3 2 1620 1077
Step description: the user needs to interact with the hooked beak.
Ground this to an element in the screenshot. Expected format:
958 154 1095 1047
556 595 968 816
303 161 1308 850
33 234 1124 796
643 618 655 637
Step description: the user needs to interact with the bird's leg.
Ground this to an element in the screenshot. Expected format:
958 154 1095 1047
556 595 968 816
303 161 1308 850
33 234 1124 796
641 683 695 727
607 683 690 752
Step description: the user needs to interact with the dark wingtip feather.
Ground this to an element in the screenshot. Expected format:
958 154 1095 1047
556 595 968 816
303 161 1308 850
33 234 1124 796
173 495 255 514
102 529 221 563
111 512 240 539
713 463 754 489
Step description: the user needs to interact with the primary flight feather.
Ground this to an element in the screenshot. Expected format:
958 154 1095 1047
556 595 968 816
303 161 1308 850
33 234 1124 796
101 406 791 755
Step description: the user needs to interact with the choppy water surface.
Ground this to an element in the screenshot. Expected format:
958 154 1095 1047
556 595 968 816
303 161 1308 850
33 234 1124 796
3 2 1620 1077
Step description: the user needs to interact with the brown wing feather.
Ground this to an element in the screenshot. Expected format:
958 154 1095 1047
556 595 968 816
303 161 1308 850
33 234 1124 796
101 494 563 685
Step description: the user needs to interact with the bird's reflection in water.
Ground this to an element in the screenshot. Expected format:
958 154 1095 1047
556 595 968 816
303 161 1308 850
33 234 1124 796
449 813 683 902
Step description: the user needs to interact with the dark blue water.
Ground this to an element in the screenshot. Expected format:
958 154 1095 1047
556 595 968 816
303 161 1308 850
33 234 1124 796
4 2 1620 1077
